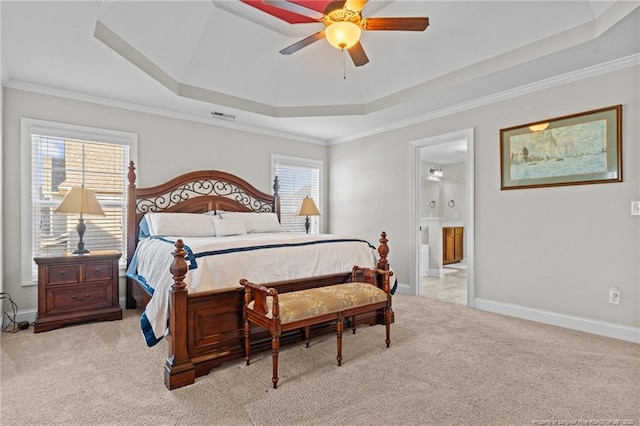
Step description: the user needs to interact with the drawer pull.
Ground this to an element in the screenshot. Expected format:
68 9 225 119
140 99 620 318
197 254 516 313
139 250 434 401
58 270 67 279
93 267 102 276
71 293 91 300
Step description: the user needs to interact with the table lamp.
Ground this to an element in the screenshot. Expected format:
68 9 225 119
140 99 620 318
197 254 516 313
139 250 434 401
296 196 320 234
55 186 105 254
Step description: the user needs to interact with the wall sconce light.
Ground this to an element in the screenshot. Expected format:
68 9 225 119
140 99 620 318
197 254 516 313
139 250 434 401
429 167 444 178
528 123 549 132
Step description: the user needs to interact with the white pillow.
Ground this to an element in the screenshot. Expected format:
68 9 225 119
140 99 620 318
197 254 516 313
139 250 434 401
145 213 216 237
219 212 260 220
219 212 282 233
213 217 247 237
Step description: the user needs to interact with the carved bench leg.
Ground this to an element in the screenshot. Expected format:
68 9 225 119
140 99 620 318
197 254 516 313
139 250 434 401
350 315 356 334
385 306 392 348
304 325 310 348
272 335 280 389
244 317 251 365
336 314 343 366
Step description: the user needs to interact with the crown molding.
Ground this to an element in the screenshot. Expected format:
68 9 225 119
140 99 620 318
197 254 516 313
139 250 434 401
94 20 366 118
5 54 637 148
3 79 328 146
328 53 640 145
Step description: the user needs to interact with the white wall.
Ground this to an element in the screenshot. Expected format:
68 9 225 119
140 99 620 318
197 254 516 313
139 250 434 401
420 164 441 219
2 88 328 312
329 66 640 333
441 162 466 224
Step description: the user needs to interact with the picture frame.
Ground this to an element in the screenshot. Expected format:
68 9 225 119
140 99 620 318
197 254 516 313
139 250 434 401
500 105 622 190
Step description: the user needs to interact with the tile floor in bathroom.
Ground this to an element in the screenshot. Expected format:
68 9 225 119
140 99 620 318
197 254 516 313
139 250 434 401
420 268 467 306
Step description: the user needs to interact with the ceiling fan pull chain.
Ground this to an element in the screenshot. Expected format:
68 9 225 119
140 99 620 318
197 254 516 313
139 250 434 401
342 48 347 80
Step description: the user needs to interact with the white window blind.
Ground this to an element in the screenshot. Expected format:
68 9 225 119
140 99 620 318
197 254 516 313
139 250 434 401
21 119 136 284
273 155 322 234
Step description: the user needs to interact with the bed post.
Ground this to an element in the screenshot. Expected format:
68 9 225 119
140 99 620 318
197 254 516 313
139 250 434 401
126 161 137 309
376 231 394 325
164 239 195 390
273 175 281 221
377 231 389 271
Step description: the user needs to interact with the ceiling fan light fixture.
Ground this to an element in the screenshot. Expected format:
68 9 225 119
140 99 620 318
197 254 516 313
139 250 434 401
325 21 361 50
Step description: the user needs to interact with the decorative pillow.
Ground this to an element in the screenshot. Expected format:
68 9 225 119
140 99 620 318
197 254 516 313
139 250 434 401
220 212 282 233
138 216 151 239
145 213 217 237
213 217 247 237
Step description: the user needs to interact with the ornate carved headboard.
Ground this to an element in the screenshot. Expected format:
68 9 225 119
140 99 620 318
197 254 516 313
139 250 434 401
126 161 280 266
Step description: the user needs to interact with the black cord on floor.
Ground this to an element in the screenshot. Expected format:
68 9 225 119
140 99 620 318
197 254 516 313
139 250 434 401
1 292 25 333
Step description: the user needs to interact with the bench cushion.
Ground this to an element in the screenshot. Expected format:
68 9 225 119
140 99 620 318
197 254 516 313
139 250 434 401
247 282 388 324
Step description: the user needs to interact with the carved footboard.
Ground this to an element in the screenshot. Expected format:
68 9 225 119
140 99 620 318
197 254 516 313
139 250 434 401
164 233 391 390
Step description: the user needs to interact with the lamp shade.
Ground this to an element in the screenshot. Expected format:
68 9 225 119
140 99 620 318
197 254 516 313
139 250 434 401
296 196 320 216
55 187 105 216
325 21 361 50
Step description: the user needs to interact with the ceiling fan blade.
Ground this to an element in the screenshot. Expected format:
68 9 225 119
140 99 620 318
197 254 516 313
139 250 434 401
348 41 369 67
345 0 368 13
262 0 324 20
279 31 326 55
361 17 430 31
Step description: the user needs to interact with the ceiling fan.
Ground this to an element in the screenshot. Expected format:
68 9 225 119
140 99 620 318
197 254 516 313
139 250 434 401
264 0 429 67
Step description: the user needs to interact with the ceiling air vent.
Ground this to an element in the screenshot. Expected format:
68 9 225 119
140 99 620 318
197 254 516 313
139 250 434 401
211 111 236 121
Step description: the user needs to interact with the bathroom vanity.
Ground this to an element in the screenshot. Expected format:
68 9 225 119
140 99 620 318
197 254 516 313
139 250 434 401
443 226 464 265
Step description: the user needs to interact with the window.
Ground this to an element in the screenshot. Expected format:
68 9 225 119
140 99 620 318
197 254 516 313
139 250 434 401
272 154 323 234
21 118 137 285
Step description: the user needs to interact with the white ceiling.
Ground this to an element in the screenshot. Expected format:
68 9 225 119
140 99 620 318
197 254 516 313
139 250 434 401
2 1 639 148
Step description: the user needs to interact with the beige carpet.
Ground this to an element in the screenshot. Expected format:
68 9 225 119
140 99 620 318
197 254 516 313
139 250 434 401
1 295 638 426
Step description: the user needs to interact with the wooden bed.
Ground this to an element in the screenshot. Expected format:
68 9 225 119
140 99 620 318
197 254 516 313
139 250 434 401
125 161 392 389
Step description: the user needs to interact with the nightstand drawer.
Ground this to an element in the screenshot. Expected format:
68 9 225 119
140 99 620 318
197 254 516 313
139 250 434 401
46 264 79 285
82 262 113 282
46 282 113 314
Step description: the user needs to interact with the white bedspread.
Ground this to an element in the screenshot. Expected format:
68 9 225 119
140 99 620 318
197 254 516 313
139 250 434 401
128 233 379 345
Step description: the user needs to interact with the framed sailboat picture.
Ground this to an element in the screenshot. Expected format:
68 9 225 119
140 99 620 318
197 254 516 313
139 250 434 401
500 105 622 190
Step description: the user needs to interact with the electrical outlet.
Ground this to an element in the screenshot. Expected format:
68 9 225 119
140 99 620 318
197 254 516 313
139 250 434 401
609 287 621 305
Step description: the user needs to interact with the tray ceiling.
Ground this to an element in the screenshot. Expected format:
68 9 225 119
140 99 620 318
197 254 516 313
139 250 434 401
2 1 639 143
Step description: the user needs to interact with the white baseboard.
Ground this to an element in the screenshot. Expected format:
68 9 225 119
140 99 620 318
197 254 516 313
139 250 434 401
395 282 412 295
475 298 640 344
8 308 37 326
428 268 445 277
9 297 638 344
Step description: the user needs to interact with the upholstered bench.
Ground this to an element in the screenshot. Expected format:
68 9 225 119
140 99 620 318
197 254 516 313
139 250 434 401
241 266 394 388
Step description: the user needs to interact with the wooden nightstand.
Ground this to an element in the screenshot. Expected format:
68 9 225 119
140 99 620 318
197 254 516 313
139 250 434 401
33 251 122 333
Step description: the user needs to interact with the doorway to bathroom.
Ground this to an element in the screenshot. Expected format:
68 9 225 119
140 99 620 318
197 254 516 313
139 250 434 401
410 128 475 307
